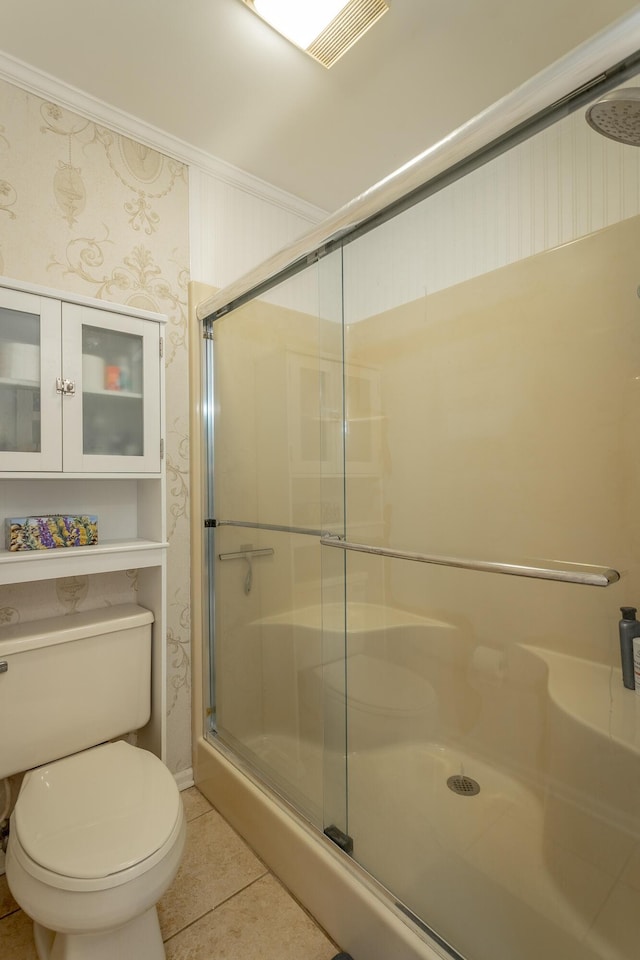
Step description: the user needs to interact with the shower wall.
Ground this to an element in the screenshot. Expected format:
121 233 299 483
341 214 640 784
345 214 640 659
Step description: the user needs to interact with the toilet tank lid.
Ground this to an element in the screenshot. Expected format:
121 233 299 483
0 604 154 656
15 741 180 880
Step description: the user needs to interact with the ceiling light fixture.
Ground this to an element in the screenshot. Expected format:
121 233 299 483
243 0 389 68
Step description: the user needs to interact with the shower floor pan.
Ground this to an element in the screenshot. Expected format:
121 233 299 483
350 741 638 960
238 733 639 960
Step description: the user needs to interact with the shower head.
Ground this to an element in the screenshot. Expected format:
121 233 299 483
585 88 640 146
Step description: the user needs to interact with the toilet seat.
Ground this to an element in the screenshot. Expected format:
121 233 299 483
13 741 182 891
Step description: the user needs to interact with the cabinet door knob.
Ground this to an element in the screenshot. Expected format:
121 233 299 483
55 377 76 396
0 662 8 674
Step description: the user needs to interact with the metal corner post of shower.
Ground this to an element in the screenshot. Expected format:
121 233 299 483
195 12 640 960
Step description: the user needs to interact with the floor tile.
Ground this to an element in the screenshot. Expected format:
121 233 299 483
181 786 214 822
158 808 267 940
0 874 18 920
588 881 640 959
0 909 38 960
164 874 337 960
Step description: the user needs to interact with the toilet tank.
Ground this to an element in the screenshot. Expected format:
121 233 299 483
0 604 154 779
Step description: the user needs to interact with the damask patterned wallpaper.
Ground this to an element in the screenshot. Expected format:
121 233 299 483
0 78 191 775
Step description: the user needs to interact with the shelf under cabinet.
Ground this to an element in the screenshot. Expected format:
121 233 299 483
0 539 168 585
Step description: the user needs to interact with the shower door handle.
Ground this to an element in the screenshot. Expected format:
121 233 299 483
319 535 620 587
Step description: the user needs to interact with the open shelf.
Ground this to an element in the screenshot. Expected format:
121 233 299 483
0 538 168 584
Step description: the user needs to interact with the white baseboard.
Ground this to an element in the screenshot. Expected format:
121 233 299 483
174 767 195 792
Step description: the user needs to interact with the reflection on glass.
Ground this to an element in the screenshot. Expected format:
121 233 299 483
214 527 329 827
0 307 41 453
81 325 144 456
210 254 347 832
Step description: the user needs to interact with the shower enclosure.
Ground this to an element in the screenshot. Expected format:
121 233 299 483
194 17 640 960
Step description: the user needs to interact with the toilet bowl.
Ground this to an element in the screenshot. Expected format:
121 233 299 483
6 741 186 960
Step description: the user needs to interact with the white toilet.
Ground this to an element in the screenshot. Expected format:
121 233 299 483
1 604 186 960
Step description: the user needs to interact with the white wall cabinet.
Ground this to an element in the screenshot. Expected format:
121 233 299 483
0 277 168 760
0 287 162 474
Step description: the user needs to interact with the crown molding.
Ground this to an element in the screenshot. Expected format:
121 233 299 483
0 50 327 223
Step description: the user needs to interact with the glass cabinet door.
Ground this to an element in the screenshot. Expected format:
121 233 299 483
0 288 62 472
62 303 161 473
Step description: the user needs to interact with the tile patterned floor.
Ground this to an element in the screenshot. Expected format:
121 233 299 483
0 788 340 960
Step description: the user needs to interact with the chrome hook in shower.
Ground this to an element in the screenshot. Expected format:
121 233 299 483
243 556 253 595
218 545 275 595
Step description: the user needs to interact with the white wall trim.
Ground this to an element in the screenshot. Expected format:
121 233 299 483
188 165 205 284
0 50 327 224
175 767 195 792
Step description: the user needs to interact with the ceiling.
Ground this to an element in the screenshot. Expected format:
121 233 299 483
1 0 639 212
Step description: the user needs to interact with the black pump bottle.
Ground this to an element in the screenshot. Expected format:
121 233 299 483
619 607 639 689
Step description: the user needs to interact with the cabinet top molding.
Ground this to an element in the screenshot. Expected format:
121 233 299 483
0 275 167 325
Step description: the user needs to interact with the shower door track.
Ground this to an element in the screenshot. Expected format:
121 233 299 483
320 534 620 587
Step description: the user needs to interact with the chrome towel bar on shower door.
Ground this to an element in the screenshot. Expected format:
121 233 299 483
218 547 275 561
215 519 327 538
319 535 620 587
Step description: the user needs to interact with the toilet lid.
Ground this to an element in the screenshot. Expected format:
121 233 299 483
15 741 181 880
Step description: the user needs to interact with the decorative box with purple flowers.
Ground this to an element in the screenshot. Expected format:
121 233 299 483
5 515 99 551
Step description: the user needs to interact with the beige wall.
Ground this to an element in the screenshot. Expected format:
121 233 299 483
346 214 640 662
342 214 640 770
0 78 191 774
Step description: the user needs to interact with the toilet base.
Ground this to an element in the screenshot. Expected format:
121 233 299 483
33 906 165 960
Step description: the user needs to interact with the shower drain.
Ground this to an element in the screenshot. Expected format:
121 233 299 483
447 774 480 797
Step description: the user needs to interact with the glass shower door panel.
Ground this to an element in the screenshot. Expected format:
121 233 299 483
214 526 333 827
213 255 344 533
341 206 640 960
210 251 347 831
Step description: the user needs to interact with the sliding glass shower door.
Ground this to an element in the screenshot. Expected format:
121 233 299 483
208 251 349 835
336 90 640 960
206 76 640 960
